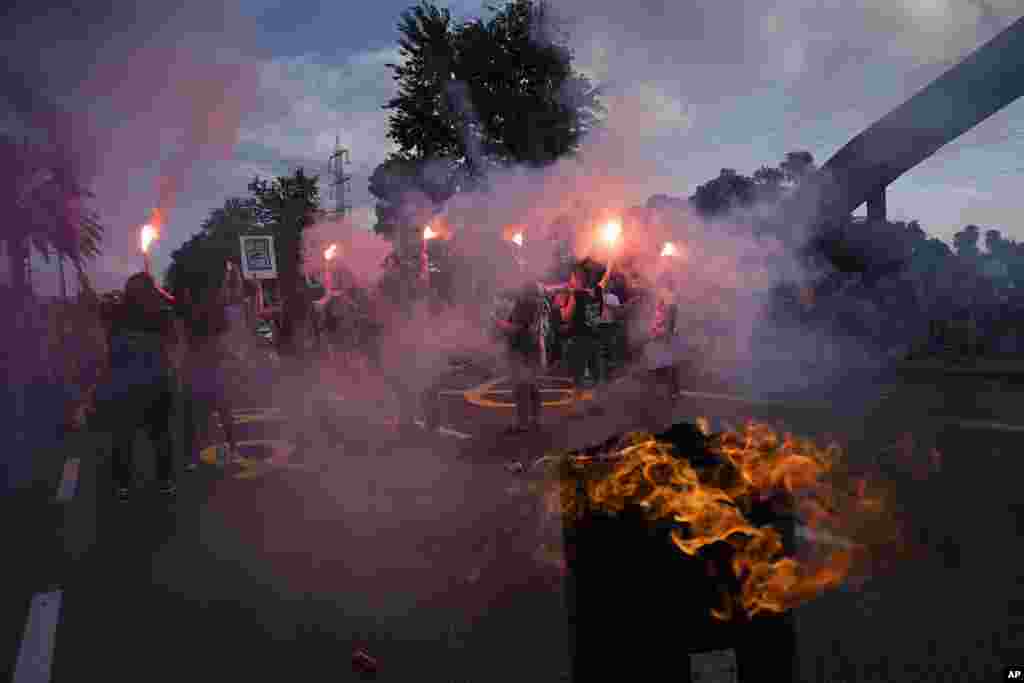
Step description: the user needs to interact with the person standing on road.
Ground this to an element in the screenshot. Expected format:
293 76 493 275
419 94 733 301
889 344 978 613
644 275 684 400
497 284 545 433
181 275 238 471
597 265 623 384
559 262 607 417
96 272 179 501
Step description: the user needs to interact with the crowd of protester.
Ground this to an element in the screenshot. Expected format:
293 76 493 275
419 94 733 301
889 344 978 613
81 217 1024 497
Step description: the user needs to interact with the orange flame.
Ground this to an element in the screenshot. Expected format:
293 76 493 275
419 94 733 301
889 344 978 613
324 243 338 260
543 420 901 620
661 242 677 257
512 232 524 247
423 225 438 240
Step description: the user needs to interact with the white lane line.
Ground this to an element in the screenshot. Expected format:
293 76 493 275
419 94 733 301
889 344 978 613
952 419 1024 433
54 458 81 503
13 590 62 683
413 420 473 440
676 390 799 407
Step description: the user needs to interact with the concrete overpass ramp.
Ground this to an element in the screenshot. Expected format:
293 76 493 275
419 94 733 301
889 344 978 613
788 14 1024 227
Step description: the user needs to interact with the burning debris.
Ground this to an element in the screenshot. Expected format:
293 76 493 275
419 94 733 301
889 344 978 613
524 419 902 621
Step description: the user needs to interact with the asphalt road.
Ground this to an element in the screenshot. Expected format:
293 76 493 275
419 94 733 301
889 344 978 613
7 361 1024 682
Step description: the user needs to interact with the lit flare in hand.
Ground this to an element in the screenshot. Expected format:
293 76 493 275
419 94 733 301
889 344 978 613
324 243 338 260
601 219 622 246
661 242 677 257
140 224 157 254
423 225 437 240
512 232 524 247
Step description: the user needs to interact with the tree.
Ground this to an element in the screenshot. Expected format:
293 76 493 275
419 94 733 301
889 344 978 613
752 165 786 203
385 3 461 163
165 197 260 295
248 169 320 356
689 151 816 219
373 0 602 225
371 1 602 306
453 0 602 169
0 135 104 300
689 169 757 217
953 224 981 261
984 228 1014 259
383 1 601 177
780 150 815 185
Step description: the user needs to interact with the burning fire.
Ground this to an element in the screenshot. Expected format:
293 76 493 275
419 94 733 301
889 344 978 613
423 225 438 240
539 420 902 620
661 242 677 257
324 243 338 260
140 224 157 254
512 232 524 247
140 208 165 256
601 219 621 245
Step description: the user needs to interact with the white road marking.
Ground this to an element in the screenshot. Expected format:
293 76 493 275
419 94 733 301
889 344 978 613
54 458 80 503
676 390 801 407
413 419 473 440
13 590 62 683
952 419 1024 433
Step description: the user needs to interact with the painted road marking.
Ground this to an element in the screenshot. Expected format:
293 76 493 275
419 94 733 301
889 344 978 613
13 590 62 683
54 457 80 502
676 390 800 407
952 419 1024 433
444 375 591 409
216 407 284 427
413 419 473 440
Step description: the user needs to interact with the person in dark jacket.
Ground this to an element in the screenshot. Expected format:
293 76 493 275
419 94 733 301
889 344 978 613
96 272 178 501
497 284 544 433
559 262 610 417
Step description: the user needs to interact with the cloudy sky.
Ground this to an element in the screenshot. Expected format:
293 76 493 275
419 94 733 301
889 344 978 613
3 0 1022 294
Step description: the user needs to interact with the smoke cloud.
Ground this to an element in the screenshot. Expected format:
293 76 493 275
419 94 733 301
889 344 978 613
0 0 261 290
307 213 394 290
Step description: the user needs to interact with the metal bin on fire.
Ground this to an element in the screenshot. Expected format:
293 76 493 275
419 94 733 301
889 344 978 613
559 423 799 683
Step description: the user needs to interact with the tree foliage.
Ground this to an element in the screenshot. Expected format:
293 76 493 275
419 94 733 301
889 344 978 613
952 224 981 260
688 151 816 218
0 135 105 298
372 0 603 238
248 168 320 355
165 197 260 296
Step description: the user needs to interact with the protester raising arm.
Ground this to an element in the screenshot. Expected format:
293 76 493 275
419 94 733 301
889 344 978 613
597 259 614 291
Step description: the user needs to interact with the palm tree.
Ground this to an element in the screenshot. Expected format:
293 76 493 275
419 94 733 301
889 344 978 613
1 135 104 300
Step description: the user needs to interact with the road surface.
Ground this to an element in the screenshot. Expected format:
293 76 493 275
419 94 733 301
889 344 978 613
6 361 1024 682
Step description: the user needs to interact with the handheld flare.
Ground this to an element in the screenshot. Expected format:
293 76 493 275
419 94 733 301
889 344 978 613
661 242 677 257
423 225 437 240
602 219 622 246
140 224 157 254
512 232 524 247
324 243 338 261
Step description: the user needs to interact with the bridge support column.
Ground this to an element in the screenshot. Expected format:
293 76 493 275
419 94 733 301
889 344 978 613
866 187 887 223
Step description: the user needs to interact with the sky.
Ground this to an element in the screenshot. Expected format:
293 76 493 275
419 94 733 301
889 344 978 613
2 0 1023 295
